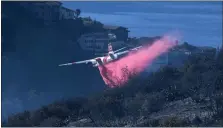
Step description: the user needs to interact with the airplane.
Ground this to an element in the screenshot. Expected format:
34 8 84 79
59 43 142 67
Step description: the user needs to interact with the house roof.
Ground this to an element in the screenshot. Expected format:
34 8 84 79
49 1 62 6
61 6 76 12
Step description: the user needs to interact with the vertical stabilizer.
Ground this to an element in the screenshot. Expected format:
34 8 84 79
108 43 115 59
108 43 114 54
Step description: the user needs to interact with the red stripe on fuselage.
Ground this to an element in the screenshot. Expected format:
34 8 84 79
103 56 108 64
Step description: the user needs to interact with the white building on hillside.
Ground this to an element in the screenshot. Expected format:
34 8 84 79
77 32 125 52
59 7 75 20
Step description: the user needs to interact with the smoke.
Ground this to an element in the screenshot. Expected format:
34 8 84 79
98 35 178 88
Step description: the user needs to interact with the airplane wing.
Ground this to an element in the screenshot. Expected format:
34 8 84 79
130 46 142 51
115 46 142 56
115 50 130 56
59 59 93 66
114 47 127 53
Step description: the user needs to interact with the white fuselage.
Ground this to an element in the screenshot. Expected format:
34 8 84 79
92 53 118 67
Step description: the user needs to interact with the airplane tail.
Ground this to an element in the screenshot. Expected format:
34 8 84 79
94 43 114 56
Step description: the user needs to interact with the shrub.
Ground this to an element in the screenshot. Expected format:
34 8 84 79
5 111 32 127
39 116 62 127
160 116 189 127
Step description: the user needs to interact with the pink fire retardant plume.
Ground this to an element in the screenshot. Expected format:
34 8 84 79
98 35 178 88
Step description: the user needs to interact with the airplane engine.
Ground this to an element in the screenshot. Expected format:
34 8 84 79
86 61 93 67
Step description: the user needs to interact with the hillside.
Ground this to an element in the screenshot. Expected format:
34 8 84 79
1 1 107 119
2 1 166 120
3 46 223 127
2 2 223 126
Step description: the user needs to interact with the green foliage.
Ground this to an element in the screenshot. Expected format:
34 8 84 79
178 42 198 51
5 111 32 127
160 116 189 127
75 9 81 17
3 98 86 127
39 116 62 127
217 48 223 68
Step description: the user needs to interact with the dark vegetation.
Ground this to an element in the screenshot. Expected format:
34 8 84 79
2 1 106 119
1 1 104 55
1 1 105 92
3 46 223 126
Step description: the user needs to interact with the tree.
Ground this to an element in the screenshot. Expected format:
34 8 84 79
217 48 223 67
75 9 81 18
